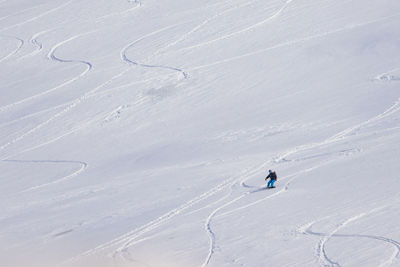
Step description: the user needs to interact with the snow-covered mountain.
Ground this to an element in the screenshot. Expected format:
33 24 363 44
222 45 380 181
1 0 400 266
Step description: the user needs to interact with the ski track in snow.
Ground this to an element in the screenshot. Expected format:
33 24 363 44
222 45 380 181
0 72 181 162
299 207 400 267
0 32 95 155
0 103 65 129
121 22 189 79
201 160 337 267
17 29 51 60
0 3 107 208
0 35 24 63
189 12 400 71
177 0 294 53
122 0 266 79
14 0 140 61
60 7 400 264
13 18 193 140
2 1 400 266
96 19 220 131
0 0 73 33
0 1 144 113
73 68 400 265
63 177 238 265
274 96 400 163
0 30 101 192
374 67 400 82
0 3 45 23
150 0 259 58
201 100 393 264
201 69 400 265
94 0 141 22
47 32 94 71
317 213 368 267
0 64 147 161
223 162 335 218
100 1 288 154
145 0 292 73
185 186 234 217
91 57 400 264
0 3 149 178
0 31 94 113
1 159 88 193
1 0 286 148
112 152 350 266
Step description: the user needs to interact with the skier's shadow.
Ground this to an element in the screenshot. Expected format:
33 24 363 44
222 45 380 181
242 182 268 193
242 182 275 193
250 187 269 193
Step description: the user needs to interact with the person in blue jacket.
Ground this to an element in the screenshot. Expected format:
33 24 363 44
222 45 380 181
265 170 277 188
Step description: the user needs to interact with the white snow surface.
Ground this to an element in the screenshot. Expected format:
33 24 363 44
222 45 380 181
1 0 400 266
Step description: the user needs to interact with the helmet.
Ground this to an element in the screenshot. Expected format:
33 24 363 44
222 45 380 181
268 169 272 173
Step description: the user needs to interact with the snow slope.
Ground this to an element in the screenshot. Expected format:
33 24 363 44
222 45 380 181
1 0 400 266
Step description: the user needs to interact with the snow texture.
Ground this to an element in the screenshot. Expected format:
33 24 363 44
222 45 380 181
1 0 400 266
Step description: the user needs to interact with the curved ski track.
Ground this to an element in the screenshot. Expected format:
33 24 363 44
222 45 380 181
0 32 95 155
0 1 144 113
150 0 260 58
118 0 267 83
0 30 99 195
0 35 24 63
17 29 50 60
63 177 238 265
201 159 339 267
201 69 400 265
121 22 189 79
0 39 186 162
0 64 151 161
300 207 400 267
74 66 400 266
178 0 294 53
2 159 88 193
48 32 94 70
112 151 352 265
0 31 94 114
2 2 399 266
14 0 139 61
275 96 400 164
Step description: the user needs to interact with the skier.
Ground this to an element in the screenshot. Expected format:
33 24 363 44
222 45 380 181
265 170 277 188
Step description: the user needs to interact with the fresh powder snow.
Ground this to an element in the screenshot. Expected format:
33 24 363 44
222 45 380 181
1 0 400 266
